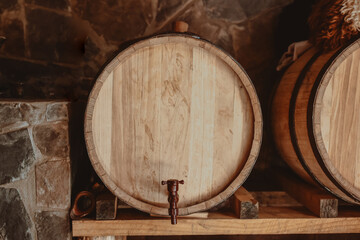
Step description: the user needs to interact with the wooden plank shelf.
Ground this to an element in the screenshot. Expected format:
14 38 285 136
72 203 360 237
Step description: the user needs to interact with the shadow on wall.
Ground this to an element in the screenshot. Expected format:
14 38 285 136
0 0 311 100
0 0 315 194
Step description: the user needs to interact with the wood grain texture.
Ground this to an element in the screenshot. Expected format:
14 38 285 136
72 206 360 236
316 46 360 198
276 169 338 218
271 48 318 184
85 35 262 216
272 38 360 204
250 191 302 207
231 187 259 219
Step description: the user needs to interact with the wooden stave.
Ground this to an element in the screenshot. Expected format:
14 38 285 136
272 38 360 204
84 34 263 215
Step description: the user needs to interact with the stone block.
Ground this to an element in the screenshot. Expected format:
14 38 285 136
238 0 293 18
25 0 69 11
0 103 22 128
0 58 80 99
35 211 70 240
0 102 47 131
32 122 69 158
203 0 247 23
20 103 46 125
0 19 26 57
26 8 82 64
0 0 18 11
35 160 70 209
46 103 68 122
73 0 150 42
0 129 35 184
156 0 186 23
0 188 32 240
231 10 280 71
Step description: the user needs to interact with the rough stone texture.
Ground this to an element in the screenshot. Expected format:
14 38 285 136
0 103 46 130
0 101 71 240
0 0 18 11
203 0 247 23
25 0 70 11
26 8 82 64
238 0 292 17
32 122 69 158
0 0 25 58
0 188 32 240
0 58 81 98
155 0 190 24
34 211 70 240
0 103 23 128
0 19 25 57
20 103 47 125
0 0 300 102
46 103 68 122
73 0 152 43
0 129 35 184
0 0 308 194
35 160 70 209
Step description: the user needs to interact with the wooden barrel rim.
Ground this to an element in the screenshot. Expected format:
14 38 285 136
84 34 263 215
310 37 360 201
287 46 358 203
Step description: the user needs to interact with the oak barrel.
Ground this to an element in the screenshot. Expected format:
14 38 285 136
272 38 360 204
85 34 262 215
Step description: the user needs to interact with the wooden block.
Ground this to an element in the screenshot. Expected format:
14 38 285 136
96 192 118 220
276 169 338 218
231 187 259 219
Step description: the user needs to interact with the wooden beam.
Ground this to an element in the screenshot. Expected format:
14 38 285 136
231 187 259 219
250 191 301 207
276 169 338 218
72 216 360 236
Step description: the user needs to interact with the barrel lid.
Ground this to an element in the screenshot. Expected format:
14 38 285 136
85 34 262 215
313 38 360 200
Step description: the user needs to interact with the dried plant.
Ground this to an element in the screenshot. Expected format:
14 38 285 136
308 0 360 51
341 0 360 31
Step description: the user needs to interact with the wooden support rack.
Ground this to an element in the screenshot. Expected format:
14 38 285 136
73 186 360 238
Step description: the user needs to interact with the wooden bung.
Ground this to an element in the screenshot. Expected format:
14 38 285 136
272 37 360 204
85 34 262 216
173 21 189 33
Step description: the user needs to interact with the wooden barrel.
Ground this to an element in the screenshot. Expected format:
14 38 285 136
85 34 262 215
272 38 360 204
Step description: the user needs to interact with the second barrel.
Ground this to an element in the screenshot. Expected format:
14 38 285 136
272 37 360 204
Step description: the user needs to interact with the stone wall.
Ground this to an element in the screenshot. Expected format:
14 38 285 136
0 0 316 192
0 1 317 238
0 0 308 100
0 101 71 240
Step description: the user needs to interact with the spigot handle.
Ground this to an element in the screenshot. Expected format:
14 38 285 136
161 179 184 224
